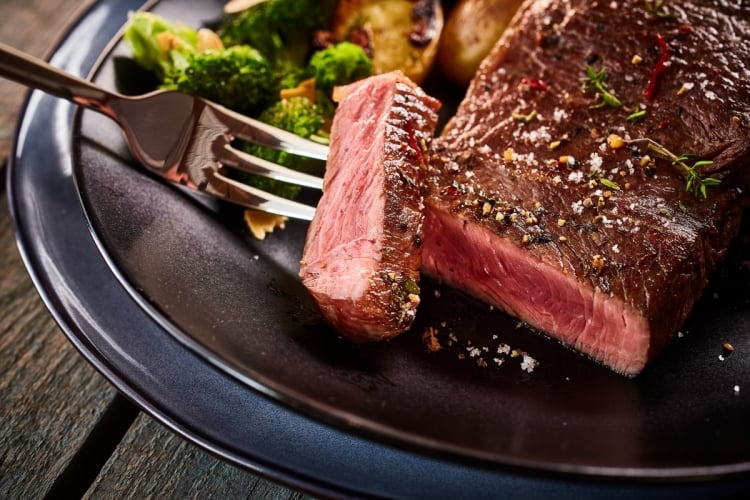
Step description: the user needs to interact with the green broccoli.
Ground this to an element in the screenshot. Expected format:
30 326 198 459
238 96 327 198
123 12 199 79
162 45 274 114
302 41 372 121
307 42 373 96
124 13 275 114
258 96 326 139
218 0 337 69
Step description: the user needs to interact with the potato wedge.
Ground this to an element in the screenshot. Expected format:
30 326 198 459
332 0 444 85
438 0 524 86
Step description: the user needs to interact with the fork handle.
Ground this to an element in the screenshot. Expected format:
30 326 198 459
0 41 115 113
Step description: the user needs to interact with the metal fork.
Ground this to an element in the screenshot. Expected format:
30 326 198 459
0 42 326 220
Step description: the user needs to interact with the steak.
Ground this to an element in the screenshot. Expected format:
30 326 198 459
300 71 441 341
423 0 750 375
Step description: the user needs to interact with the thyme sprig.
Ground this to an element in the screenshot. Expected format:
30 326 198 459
674 154 721 198
581 65 623 109
627 138 721 198
644 0 675 20
626 105 647 123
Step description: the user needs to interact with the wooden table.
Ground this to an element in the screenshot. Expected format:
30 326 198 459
0 1 311 497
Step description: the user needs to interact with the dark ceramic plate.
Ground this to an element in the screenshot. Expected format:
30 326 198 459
8 0 750 497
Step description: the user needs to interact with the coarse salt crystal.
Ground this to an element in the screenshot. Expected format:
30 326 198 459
568 171 585 184
467 346 481 358
521 354 539 373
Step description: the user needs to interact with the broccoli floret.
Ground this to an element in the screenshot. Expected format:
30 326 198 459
258 96 325 139
308 42 372 96
218 0 337 69
123 12 199 79
239 96 326 198
162 45 274 114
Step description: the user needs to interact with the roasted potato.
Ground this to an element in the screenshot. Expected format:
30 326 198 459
438 0 524 86
332 0 444 85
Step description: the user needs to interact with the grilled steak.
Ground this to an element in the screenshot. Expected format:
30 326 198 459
300 71 440 341
423 0 750 375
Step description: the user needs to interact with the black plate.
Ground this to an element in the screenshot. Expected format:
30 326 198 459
8 0 750 497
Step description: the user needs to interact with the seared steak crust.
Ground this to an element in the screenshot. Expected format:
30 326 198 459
423 0 749 375
301 71 440 341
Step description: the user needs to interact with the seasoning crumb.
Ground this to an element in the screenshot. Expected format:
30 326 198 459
677 82 694 95
631 54 643 64
422 327 442 352
607 133 625 149
592 254 606 274
734 385 741 394
723 342 734 353
434 289 441 298
719 354 725 362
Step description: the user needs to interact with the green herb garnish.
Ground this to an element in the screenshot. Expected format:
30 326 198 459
599 178 622 191
581 65 623 109
628 138 721 198
627 105 647 123
674 155 721 199
644 0 675 19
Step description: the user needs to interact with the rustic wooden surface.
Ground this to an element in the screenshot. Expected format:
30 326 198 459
0 1 312 498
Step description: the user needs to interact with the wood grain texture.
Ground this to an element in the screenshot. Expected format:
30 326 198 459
0 2 121 497
0 192 120 498
0 0 92 161
84 414 313 500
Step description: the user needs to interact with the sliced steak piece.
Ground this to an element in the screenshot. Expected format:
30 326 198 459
300 70 440 341
423 0 749 375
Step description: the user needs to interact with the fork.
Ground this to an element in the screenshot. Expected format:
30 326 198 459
0 41 327 220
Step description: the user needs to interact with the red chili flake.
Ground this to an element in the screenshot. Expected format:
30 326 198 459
441 183 461 197
679 24 693 35
644 33 669 100
520 77 551 92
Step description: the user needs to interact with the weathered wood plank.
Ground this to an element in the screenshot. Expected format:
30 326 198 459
0 2 129 497
0 0 93 160
84 414 314 499
0 192 122 498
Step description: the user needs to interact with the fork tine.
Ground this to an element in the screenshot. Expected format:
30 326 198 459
203 168 317 221
216 143 324 190
207 100 330 161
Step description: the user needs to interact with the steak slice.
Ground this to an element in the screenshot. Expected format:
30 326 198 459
300 71 440 341
423 0 749 375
